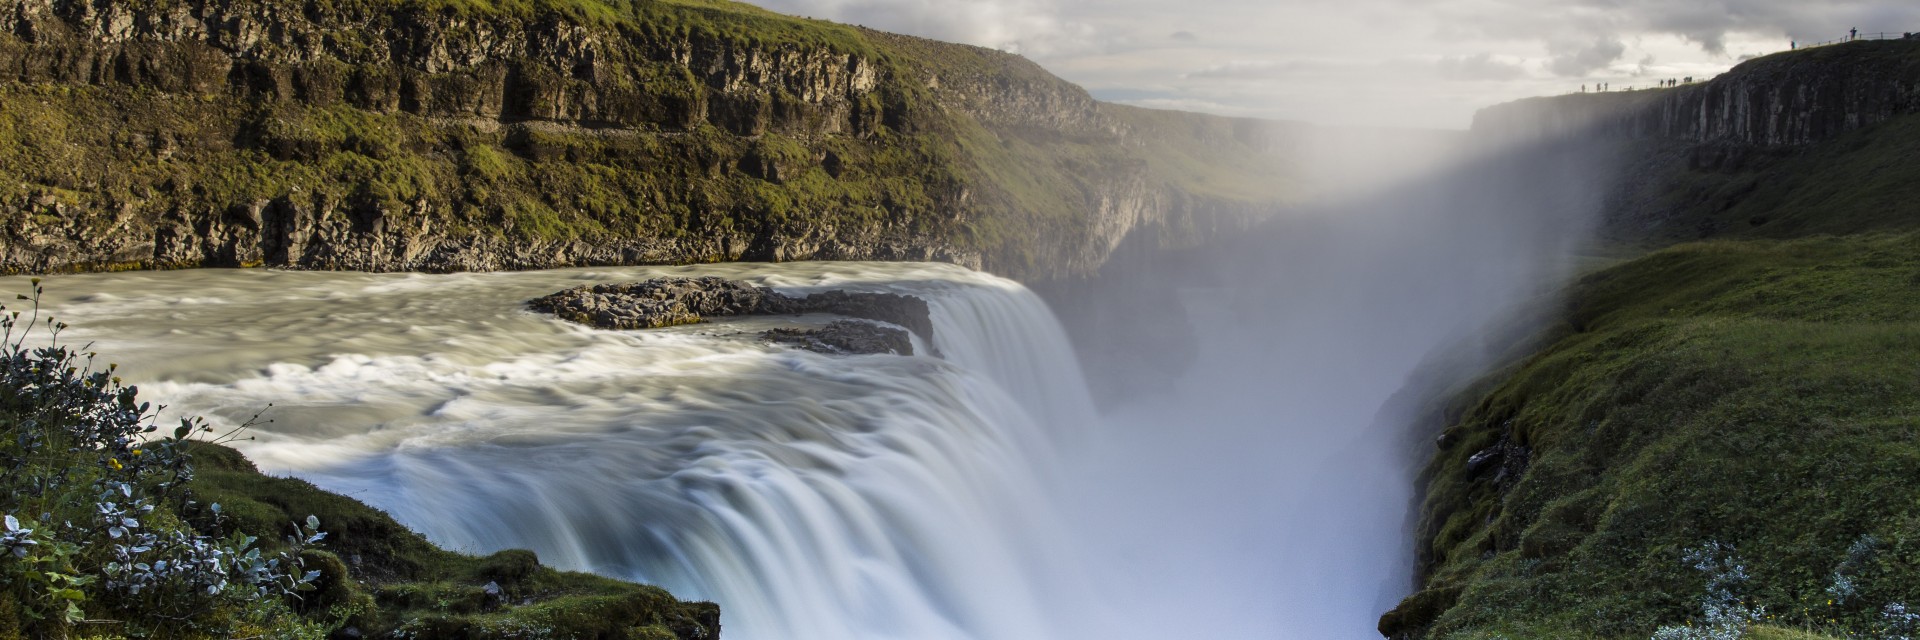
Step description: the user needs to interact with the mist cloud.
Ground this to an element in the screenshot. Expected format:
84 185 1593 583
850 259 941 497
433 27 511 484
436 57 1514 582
1546 36 1626 76
1436 54 1528 81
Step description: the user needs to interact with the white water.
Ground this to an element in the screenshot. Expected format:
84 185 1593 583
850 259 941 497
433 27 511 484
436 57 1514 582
10 143 1595 638
18 262 1099 640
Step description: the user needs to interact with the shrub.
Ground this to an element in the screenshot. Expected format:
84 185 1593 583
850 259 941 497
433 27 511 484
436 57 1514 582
0 281 323 637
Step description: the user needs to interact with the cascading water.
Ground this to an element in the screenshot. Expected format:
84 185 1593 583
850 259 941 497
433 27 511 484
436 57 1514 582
20 262 1099 640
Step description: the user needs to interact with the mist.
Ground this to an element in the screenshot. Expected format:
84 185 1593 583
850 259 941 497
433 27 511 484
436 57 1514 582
1038 127 1617 637
7 106 1624 640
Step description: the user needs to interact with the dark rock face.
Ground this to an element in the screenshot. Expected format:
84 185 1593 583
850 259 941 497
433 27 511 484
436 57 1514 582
780 289 934 347
529 277 935 354
763 321 912 356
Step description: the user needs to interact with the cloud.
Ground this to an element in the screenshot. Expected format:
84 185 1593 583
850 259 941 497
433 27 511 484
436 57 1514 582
1546 36 1626 76
1170 30 1199 42
1434 53 1527 81
1183 59 1349 80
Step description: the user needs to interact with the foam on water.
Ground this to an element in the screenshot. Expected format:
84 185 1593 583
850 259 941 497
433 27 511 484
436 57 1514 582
16 263 1097 640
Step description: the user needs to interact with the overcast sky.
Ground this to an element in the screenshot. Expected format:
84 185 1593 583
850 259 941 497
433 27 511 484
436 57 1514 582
743 0 1920 129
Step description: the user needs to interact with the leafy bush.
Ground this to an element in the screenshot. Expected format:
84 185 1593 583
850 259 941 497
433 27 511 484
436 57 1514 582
0 281 324 638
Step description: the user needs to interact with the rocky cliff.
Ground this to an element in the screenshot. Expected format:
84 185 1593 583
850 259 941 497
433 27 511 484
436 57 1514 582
1385 39 1920 640
0 0 1298 281
1471 40 1920 243
1473 41 1920 147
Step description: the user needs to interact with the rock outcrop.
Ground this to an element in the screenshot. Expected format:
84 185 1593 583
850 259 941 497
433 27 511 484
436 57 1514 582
529 276 934 354
763 321 912 356
0 0 1298 282
528 277 779 330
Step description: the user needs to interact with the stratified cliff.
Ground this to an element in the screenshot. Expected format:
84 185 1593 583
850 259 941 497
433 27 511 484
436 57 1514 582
1471 40 1920 243
1473 42 1920 146
0 0 1298 281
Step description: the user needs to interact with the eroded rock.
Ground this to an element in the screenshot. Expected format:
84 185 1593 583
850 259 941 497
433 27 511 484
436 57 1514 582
530 277 937 355
763 321 913 356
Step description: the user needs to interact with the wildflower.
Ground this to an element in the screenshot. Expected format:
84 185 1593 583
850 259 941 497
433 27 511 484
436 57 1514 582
107 458 123 470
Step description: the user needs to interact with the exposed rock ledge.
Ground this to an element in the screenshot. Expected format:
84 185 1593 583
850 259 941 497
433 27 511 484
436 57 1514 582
529 276 932 355
763 321 913 356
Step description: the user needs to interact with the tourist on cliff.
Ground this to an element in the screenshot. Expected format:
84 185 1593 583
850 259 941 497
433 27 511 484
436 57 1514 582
1851 27 1859 40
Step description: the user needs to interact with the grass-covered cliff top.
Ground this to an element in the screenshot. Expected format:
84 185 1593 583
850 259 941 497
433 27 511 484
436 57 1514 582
1388 87 1920 639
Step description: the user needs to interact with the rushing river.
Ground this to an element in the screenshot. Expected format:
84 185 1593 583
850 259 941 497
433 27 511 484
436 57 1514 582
8 230 1571 638
14 262 1111 640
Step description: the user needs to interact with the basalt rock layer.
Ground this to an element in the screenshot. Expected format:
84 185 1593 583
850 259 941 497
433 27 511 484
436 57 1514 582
0 0 1299 281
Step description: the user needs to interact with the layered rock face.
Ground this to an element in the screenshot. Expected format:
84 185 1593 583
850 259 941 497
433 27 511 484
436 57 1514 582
0 0 1296 281
1473 41 1920 147
1468 40 1920 241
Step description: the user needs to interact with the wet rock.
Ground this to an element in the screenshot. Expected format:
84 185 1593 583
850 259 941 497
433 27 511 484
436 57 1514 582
763 321 913 356
527 277 775 330
530 277 938 351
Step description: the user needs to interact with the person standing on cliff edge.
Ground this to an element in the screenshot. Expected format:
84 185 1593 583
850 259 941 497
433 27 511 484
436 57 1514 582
1851 27 1859 40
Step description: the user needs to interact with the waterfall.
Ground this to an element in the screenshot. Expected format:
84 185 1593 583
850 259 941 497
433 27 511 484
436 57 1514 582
22 263 1101 640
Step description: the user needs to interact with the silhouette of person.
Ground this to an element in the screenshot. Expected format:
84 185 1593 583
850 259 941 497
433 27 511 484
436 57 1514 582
1851 27 1858 40
1791 40 1796 49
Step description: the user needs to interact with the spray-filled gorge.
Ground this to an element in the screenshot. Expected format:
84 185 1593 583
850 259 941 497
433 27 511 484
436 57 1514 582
0 125 1614 639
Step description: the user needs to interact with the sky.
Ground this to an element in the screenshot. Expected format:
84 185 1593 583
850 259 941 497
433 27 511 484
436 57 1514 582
741 0 1920 129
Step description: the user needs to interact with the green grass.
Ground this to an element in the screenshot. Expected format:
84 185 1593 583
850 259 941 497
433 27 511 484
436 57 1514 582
1388 233 1920 639
1620 112 1920 244
1389 42 1920 638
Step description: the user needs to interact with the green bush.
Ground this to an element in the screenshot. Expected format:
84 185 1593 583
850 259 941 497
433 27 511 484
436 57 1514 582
0 282 326 638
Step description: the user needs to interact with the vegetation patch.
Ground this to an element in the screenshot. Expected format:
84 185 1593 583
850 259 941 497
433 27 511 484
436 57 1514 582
1389 232 1920 639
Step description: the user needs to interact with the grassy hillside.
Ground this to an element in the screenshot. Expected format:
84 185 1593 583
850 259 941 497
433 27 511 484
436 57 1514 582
1385 46 1920 640
1390 233 1920 639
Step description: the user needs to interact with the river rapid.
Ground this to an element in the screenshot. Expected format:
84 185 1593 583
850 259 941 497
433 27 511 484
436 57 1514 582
12 263 1111 640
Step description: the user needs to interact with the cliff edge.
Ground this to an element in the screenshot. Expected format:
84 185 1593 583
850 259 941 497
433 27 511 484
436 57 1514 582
1385 39 1920 640
0 0 1300 281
